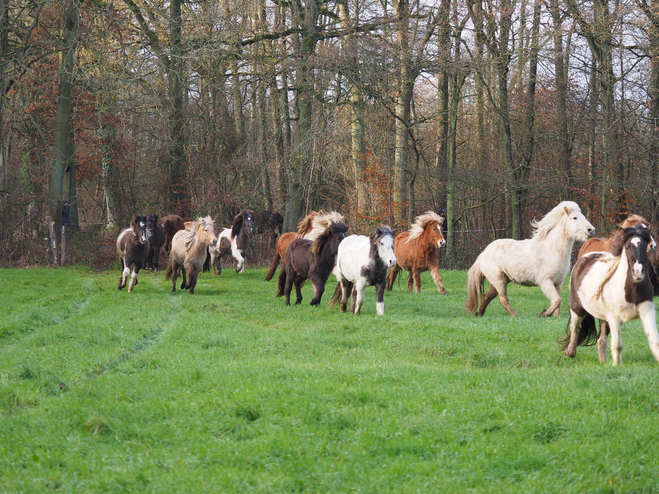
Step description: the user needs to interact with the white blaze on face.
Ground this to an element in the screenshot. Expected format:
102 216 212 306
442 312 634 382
633 260 644 282
436 225 446 248
379 236 396 266
140 222 147 242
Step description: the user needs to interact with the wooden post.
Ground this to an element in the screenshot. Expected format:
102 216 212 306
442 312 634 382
49 220 58 266
60 225 66 266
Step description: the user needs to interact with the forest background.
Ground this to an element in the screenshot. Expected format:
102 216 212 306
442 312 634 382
1 0 659 268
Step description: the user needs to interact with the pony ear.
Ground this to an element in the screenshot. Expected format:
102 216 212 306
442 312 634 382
564 206 569 215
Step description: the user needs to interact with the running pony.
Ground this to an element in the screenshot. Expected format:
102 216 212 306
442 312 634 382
264 212 319 281
330 226 396 315
466 201 595 317
386 211 447 294
208 210 254 275
117 214 149 292
561 224 659 365
165 216 216 294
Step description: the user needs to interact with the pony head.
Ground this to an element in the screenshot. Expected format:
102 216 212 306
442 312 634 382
131 214 148 244
618 216 656 252
531 201 594 242
407 211 446 249
185 216 216 249
370 225 396 267
146 214 159 240
621 225 653 283
232 210 254 238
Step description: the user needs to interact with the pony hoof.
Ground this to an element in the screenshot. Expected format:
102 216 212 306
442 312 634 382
340 304 347 312
440 290 448 295
295 299 302 305
310 299 320 306
565 349 576 358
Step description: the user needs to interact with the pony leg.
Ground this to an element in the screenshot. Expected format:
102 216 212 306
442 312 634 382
608 320 623 366
564 309 582 358
353 281 367 315
476 285 498 317
375 281 386 316
187 272 198 294
430 265 448 295
349 286 357 313
597 320 609 363
386 265 400 291
310 276 325 306
118 258 129 290
170 264 179 293
406 272 414 293
637 301 659 364
340 281 353 312
413 270 422 294
154 247 160 271
181 268 188 290
294 279 303 305
127 266 140 293
538 279 562 317
494 282 518 317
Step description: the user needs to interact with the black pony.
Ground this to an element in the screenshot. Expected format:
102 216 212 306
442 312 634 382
145 214 166 270
276 212 348 306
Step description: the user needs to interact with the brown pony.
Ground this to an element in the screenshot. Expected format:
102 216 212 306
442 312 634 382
165 216 216 294
578 215 653 257
263 211 319 281
160 215 193 253
386 211 447 294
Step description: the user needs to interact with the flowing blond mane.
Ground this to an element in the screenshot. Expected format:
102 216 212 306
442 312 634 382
296 211 319 238
531 201 580 241
407 211 444 242
306 212 344 242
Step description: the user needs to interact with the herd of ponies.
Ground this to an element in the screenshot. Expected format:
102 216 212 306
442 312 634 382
115 201 659 366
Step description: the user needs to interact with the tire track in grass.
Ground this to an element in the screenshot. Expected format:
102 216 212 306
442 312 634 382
85 294 182 379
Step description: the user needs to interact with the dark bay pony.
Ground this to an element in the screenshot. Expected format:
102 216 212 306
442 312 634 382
561 224 659 365
145 214 166 271
276 212 348 306
117 214 149 292
165 216 216 294
330 226 397 315
264 211 319 281
160 215 193 253
208 210 254 275
386 211 447 294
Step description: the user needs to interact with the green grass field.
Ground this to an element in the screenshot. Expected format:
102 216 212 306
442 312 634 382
1 266 659 492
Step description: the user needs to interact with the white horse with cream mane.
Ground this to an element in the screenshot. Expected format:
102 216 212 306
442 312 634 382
466 201 595 317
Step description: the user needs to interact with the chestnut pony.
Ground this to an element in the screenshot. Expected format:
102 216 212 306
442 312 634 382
263 212 319 281
386 211 447 294
578 215 655 257
160 215 193 253
165 216 216 294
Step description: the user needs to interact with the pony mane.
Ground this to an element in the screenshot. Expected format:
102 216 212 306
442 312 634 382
407 211 443 242
306 212 344 243
595 225 652 299
310 212 347 255
231 211 244 239
531 201 580 241
296 211 319 238
373 225 394 241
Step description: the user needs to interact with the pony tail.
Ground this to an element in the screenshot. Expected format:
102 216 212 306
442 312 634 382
276 269 287 297
558 314 598 350
264 251 281 281
202 247 211 273
165 257 174 280
386 265 400 291
329 282 342 307
465 256 485 314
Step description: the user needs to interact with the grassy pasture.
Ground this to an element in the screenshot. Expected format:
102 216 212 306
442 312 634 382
1 266 659 493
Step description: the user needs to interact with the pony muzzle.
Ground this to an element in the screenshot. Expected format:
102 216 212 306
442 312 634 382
632 261 645 282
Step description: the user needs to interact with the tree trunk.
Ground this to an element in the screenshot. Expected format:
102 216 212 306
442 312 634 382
50 0 80 225
650 9 659 224
394 0 411 226
434 0 450 198
0 0 8 198
169 0 187 215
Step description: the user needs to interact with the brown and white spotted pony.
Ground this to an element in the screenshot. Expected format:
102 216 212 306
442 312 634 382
116 214 150 292
264 211 319 281
386 211 447 294
276 212 348 306
330 226 397 315
165 216 216 294
208 210 254 275
561 224 659 365
145 214 166 271
466 201 595 317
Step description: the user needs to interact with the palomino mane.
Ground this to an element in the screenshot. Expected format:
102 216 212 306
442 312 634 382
296 212 319 238
407 211 443 243
531 201 580 241
184 216 213 250
310 212 347 255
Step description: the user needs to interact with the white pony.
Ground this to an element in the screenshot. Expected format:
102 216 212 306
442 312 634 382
561 224 659 365
330 226 397 315
466 201 595 317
